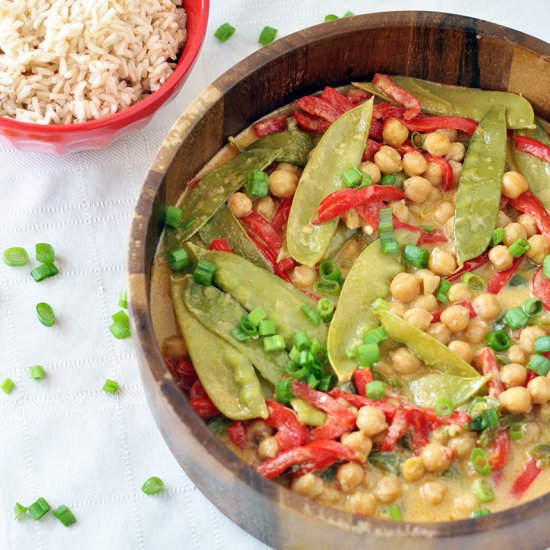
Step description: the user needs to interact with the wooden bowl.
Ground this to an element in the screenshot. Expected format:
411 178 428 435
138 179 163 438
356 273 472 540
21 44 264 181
128 12 550 549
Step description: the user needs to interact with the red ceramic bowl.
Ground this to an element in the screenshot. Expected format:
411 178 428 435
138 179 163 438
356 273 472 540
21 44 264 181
0 0 209 155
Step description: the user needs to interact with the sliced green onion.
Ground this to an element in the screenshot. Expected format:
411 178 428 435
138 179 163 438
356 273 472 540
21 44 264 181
378 207 393 233
317 298 334 322
214 22 236 42
166 248 189 272
341 167 364 188
355 343 379 367
365 380 386 400
318 374 336 392
141 476 164 495
325 14 339 21
503 306 529 330
27 498 50 520
239 315 258 337
53 505 76 527
246 170 269 197
110 320 130 339
381 239 399 254
294 330 311 351
411 132 424 148
535 335 550 354
486 330 511 352
314 279 340 295
471 507 491 518
363 327 388 345
263 335 286 352
358 174 372 188
13 502 27 520
524 298 543 318
164 205 183 228
258 319 276 337
379 174 397 186
103 379 119 394
36 302 55 327
387 504 402 521
509 421 525 440
35 243 55 264
461 272 485 291
434 398 454 417
403 244 429 268
275 378 293 404
490 227 504 247
544 255 550 279
527 354 550 376
319 259 341 282
1 377 14 394
472 479 494 503
3 247 29 267
508 237 530 258
258 25 278 46
470 448 491 476
30 263 58 282
29 365 44 380
248 306 267 327
435 278 451 303
301 304 321 326
112 309 129 324
118 290 128 309
343 10 355 17
420 225 434 233
231 327 250 342
371 298 389 311
193 258 217 285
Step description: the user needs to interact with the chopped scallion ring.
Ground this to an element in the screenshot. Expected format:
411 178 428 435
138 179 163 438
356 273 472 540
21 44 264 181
508 237 530 258
29 365 44 380
535 335 550 354
486 330 511 352
343 10 355 17
35 243 55 264
527 354 550 376
461 272 485 291
141 476 164 495
503 306 529 330
378 207 393 233
13 502 27 520
313 279 340 295
435 278 451 303
3 247 29 267
411 132 424 148
258 26 278 46
112 310 129 324
164 205 183 228
246 170 269 197
214 22 236 42
118 290 128 309
110 320 131 339
434 398 454 417
365 380 386 400
319 259 341 282
36 302 55 327
167 248 189 272
341 167 364 188
239 315 258 337
509 421 525 440
363 326 388 345
231 327 250 342
30 263 58 282
317 298 334 322
263 334 286 352
387 504 402 521
301 304 321 326
324 14 339 21
371 298 389 312
103 379 119 394
403 244 429 269
275 378 293 404
258 319 276 337
355 343 379 367
53 505 77 527
1 377 14 394
471 507 491 518
490 227 504 247
27 498 51 520
472 479 494 503
294 330 311 351
247 306 267 327
470 447 491 476
193 258 217 285
523 298 543 318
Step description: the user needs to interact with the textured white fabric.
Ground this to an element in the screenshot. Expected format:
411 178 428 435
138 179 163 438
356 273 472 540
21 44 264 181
0 1 547 548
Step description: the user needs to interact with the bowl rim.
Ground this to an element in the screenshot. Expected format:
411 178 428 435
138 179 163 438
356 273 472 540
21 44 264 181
0 0 210 132
129 10 550 541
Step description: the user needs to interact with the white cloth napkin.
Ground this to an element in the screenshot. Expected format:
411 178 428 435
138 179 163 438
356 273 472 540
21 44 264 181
0 1 547 548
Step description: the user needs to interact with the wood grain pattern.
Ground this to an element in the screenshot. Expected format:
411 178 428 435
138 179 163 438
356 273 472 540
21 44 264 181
128 12 550 549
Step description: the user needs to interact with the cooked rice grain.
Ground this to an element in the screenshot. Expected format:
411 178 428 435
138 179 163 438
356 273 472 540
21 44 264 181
0 0 187 124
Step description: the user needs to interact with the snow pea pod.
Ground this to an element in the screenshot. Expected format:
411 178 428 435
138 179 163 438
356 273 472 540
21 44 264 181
172 148 282 245
179 275 287 385
377 309 480 378
187 243 328 344
328 240 403 383
172 278 268 420
199 206 269 269
286 99 373 267
514 118 550 210
454 106 507 265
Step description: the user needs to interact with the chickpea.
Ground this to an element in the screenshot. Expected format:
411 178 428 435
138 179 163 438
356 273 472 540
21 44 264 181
341 208 363 229
374 476 402 503
437 128 457 141
341 431 373 462
356 406 388 436
290 265 317 289
336 462 365 493
421 442 451 473
316 485 342 506
258 436 279 459
424 161 443 186
448 433 476 458
403 308 433 331
390 272 421 303
390 347 422 375
401 456 425 483
415 269 441 296
374 145 402 174
412 294 438 312
345 492 377 516
472 293 501 321
502 170 529 199
519 326 546 354
255 196 277 221
227 192 252 218
432 201 454 225
268 169 298 198
488 245 514 272
291 473 324 498
503 222 528 247
496 210 513 228
429 247 457 276
429 186 443 203
508 344 527 365
402 151 428 177
404 176 432 204
517 214 538 238
390 200 409 223
448 283 473 303
444 215 455 239
448 340 474 363
382 118 409 147
423 131 452 157
500 363 528 388
421 481 447 506
528 376 550 404
427 323 452 345
526 234 549 264
247 420 273 443
162 335 188 360
359 160 381 184
441 305 470 333
449 160 462 186
499 386 532 414
465 318 490 345
388 301 408 317
453 493 478 516
445 142 466 162
277 162 302 177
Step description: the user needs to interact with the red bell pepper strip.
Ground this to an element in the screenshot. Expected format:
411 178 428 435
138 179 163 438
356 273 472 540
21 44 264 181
243 228 292 283
392 218 447 244
524 369 538 387
514 135 550 163
510 191 550 242
424 154 453 191
313 185 405 225
253 115 288 138
405 409 430 454
189 379 207 400
328 388 397 419
403 115 477 135
487 257 523 294
379 409 409 451
228 422 249 449
363 138 382 161
347 88 371 103
272 197 293 233
372 74 421 120
369 118 384 141
256 440 359 479
489 429 510 470
431 300 476 323
309 416 351 442
353 368 374 397
277 257 295 272
164 357 197 391
209 238 233 253
320 86 356 114
447 251 490 282
531 266 550 310
293 110 330 133
265 400 308 452
511 458 541 500
189 397 220 417
295 95 342 123
373 102 406 121
241 210 283 251
479 347 505 399
356 201 384 228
